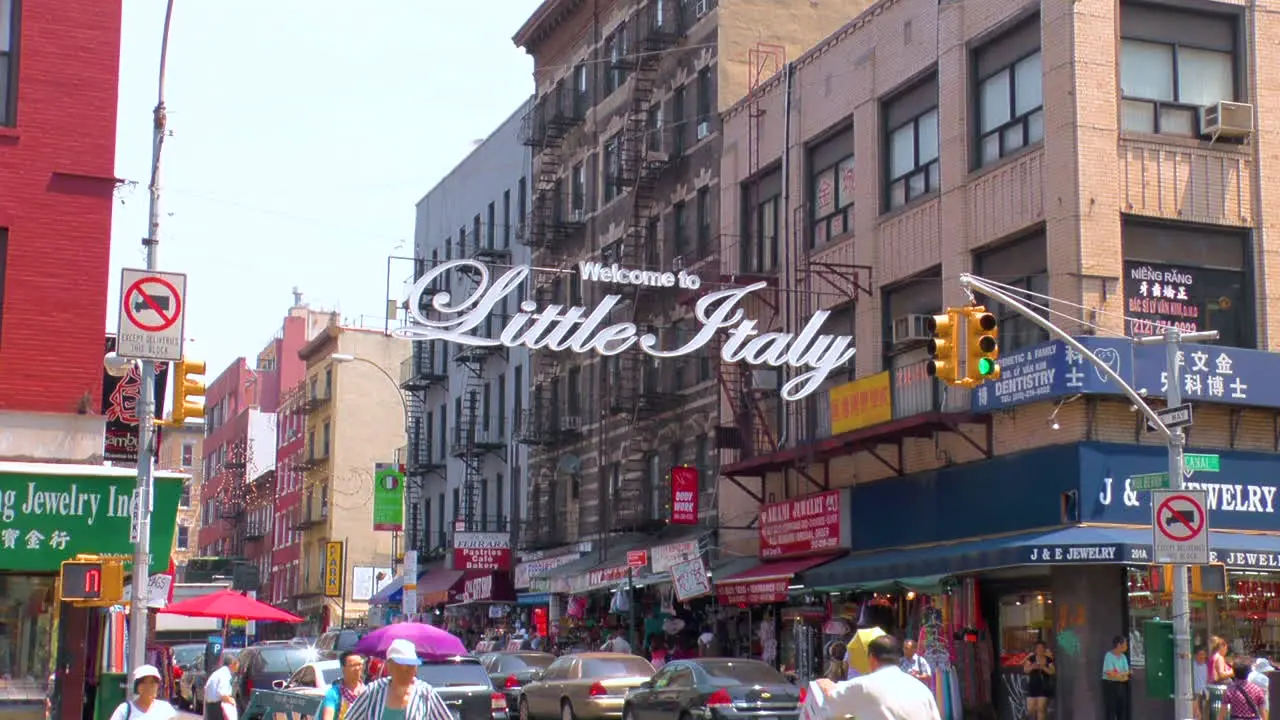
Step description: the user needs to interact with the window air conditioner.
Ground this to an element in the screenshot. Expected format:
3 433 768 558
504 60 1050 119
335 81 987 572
695 0 708 16
696 121 710 140
1202 101 1254 140
570 209 586 223
892 313 933 345
752 369 779 391
560 415 582 432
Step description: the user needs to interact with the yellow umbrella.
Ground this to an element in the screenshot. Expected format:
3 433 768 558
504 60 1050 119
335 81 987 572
845 627 887 675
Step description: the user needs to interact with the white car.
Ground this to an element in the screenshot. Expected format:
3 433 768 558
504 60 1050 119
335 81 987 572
280 660 343 697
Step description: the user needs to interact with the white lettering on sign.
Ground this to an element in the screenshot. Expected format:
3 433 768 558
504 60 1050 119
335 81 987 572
464 575 493 601
455 532 510 549
1213 550 1280 569
673 491 696 514
1028 545 1119 562
394 259 856 401
1098 476 1277 514
577 261 699 289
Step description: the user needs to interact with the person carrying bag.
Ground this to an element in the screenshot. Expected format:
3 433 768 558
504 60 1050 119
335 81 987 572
110 665 178 720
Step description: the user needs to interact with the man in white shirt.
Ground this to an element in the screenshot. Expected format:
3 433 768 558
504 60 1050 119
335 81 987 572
816 635 940 720
203 652 241 720
900 640 932 682
600 630 633 654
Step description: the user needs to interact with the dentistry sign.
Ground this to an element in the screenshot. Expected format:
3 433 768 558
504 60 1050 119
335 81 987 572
393 260 856 401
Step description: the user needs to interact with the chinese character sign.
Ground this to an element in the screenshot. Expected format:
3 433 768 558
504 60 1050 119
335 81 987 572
102 335 170 463
670 467 699 524
828 372 892 435
1124 261 1244 341
0 470 182 573
324 541 344 597
759 490 846 559
454 531 512 571
716 578 789 604
373 463 405 532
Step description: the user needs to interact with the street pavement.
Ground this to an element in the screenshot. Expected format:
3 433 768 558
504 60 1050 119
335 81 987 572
176 710 201 720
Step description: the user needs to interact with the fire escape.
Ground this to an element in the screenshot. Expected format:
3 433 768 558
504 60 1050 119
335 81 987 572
401 259 450 552
606 0 682 534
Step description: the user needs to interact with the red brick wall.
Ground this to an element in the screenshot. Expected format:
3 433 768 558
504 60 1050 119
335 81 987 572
0 0 122 413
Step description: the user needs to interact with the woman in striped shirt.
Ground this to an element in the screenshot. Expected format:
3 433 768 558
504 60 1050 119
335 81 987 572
344 640 454 720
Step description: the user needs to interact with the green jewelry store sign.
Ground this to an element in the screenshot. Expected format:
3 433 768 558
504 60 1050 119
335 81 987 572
0 466 183 574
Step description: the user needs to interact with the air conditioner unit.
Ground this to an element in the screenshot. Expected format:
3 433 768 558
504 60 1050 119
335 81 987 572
892 313 933 345
560 415 582 432
672 254 686 271
570 209 586 223
695 0 708 16
696 121 710 140
1202 101 1254 140
752 369 779 391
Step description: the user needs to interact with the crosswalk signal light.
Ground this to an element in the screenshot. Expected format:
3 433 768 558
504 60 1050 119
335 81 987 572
967 306 1001 382
172 358 207 424
59 557 124 604
926 310 960 385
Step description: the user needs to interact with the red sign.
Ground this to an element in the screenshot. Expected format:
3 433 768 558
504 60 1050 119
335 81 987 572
453 532 513 571
759 490 843 559
452 572 516 604
627 550 648 568
716 578 790 605
670 467 699 524
588 565 631 586
123 276 182 332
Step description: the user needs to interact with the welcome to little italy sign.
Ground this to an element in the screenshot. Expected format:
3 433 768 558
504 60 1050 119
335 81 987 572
392 259 856 401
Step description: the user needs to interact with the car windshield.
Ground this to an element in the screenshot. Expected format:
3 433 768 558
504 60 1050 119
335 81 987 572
700 661 789 686
417 662 493 688
171 645 204 667
335 631 363 652
319 666 342 686
582 658 654 678
256 647 317 673
502 655 555 672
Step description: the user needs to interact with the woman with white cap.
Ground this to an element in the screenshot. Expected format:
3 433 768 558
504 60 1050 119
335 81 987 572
109 664 178 720
343 639 453 720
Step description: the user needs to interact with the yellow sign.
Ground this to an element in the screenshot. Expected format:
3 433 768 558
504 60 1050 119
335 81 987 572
324 541 344 597
829 372 892 435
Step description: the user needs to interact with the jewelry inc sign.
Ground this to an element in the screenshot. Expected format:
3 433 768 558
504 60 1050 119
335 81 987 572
393 260 857 401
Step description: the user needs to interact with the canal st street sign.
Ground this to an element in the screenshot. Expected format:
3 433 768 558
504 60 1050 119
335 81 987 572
393 259 856 401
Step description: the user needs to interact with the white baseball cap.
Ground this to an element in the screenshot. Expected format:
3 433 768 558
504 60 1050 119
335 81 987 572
386 638 422 666
132 664 162 683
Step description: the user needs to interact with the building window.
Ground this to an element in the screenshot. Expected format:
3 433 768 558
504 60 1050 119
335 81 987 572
487 202 496 247
647 103 663 152
324 366 333 396
743 170 781 274
574 63 589 115
517 176 527 230
672 201 688 258
571 162 586 212
321 421 331 456
884 76 940 211
177 524 190 550
179 480 191 508
808 127 854 247
1119 5 1236 137
974 15 1043 166
973 233 1050 354
0 0 13 126
672 85 686 155
604 134 622 202
181 441 195 467
696 67 713 130
695 187 711 257
607 24 629 93
502 190 511 246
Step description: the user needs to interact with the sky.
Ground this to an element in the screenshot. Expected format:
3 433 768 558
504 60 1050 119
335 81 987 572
107 1 542 377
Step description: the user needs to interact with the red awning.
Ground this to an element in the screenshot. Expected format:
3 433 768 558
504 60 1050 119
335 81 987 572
714 553 843 605
418 570 465 606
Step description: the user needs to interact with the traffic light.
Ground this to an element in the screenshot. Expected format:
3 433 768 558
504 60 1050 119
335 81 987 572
966 306 1001 382
926 310 961 384
172 358 207 424
59 557 124 604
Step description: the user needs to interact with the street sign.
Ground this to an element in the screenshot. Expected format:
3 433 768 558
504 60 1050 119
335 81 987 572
1129 472 1170 491
626 550 648 569
1147 404 1194 432
1184 453 1220 473
116 268 187 362
1152 490 1209 565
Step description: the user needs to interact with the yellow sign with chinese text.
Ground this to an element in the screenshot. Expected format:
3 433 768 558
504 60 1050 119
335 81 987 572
829 372 892 435
324 541 344 597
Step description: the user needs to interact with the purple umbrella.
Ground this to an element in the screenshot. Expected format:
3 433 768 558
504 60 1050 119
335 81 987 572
353 622 467 660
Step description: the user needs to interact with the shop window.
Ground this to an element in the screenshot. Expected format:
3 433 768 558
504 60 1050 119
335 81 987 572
972 232 1050 353
742 168 781 274
0 576 56 696
883 75 940 211
808 127 855 248
1122 220 1252 348
998 592 1056 660
973 15 1043 167
1119 4 1238 137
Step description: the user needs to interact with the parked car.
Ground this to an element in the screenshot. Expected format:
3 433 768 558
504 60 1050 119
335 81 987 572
517 652 654 720
280 659 343 697
622 659 802 720
415 655 510 720
480 651 556 710
235 643 319 710
316 627 383 680
168 643 205 702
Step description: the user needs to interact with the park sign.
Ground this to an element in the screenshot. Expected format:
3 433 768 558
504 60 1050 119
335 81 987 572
0 463 183 573
393 259 857 401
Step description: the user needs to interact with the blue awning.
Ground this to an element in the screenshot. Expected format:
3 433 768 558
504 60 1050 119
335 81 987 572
516 592 553 606
1210 530 1280 571
370 575 405 606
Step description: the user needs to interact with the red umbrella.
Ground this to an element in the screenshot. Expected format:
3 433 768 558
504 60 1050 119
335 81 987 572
158 589 303 623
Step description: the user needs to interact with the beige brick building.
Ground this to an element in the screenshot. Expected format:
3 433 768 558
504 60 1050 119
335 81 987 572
157 420 203 573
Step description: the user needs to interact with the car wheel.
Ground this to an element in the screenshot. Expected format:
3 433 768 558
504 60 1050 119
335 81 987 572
561 700 576 720
519 697 531 720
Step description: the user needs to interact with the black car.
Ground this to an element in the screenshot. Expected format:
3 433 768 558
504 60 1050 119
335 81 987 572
417 656 510 720
479 651 556 710
234 643 320 710
622 659 802 720
316 627 369 660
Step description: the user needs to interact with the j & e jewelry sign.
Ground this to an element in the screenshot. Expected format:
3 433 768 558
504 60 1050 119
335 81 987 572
393 259 857 401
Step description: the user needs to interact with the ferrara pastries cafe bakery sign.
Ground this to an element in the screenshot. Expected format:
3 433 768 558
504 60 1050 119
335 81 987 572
393 259 856 401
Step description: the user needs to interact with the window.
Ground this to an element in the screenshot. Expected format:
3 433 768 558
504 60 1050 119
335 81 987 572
672 201 688 257
572 162 586 212
483 383 492 432
742 170 781 273
607 25 629 93
497 375 506 436
517 176 527 231
604 135 622 202
438 403 447 461
177 524 190 550
487 202 496 247
451 488 460 523
177 441 194 467
473 215 482 252
180 481 191 508
321 421 331 456
502 190 511 246
1119 5 1236 136
975 18 1043 166
496 473 505 525
672 85 687 155
695 187 711 257
0 0 13 126
695 434 711 491
883 76 940 211
574 63 589 115
324 367 332 397
808 128 854 247
480 478 489 526
973 233 1050 353
696 67 713 127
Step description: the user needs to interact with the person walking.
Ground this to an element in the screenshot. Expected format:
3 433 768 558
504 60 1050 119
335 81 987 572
203 653 241 720
1023 641 1055 720
1102 636 1131 720
1220 657 1268 720
900 641 932 683
344 639 452 720
109 665 178 720
813 635 941 720
321 651 368 720
600 630 632 654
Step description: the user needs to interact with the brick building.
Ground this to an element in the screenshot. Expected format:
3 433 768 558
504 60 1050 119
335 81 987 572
157 421 204 573
270 381 307 610
707 0 1280 717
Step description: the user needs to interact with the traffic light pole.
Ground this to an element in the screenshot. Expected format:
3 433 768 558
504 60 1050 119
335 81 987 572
959 274 1216 720
128 0 175 674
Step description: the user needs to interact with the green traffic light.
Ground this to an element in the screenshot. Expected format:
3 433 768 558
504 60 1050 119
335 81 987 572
978 357 997 376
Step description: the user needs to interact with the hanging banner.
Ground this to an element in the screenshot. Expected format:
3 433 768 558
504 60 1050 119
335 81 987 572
759 489 851 559
324 541 344 597
671 556 711 601
102 335 170 463
373 463 405 531
670 466 699 524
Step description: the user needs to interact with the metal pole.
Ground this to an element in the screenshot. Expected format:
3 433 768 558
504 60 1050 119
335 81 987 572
627 568 638 653
1164 330 1195 720
129 0 175 674
339 539 348 629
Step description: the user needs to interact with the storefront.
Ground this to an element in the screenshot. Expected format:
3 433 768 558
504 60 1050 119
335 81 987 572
802 441 1280 720
0 462 183 720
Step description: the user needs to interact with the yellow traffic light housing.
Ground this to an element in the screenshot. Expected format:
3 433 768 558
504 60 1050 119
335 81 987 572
966 306 1001 382
926 310 961 385
60 556 125 606
172 358 207 424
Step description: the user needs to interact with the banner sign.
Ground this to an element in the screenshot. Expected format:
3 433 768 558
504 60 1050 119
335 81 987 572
454 531 513 571
716 578 789 604
516 553 583 589
392 259 857 401
829 371 892 435
324 541 344 597
651 540 701 574
102 335 170 463
670 467 699 524
671 556 711 601
372 463 405 532
759 490 845 559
